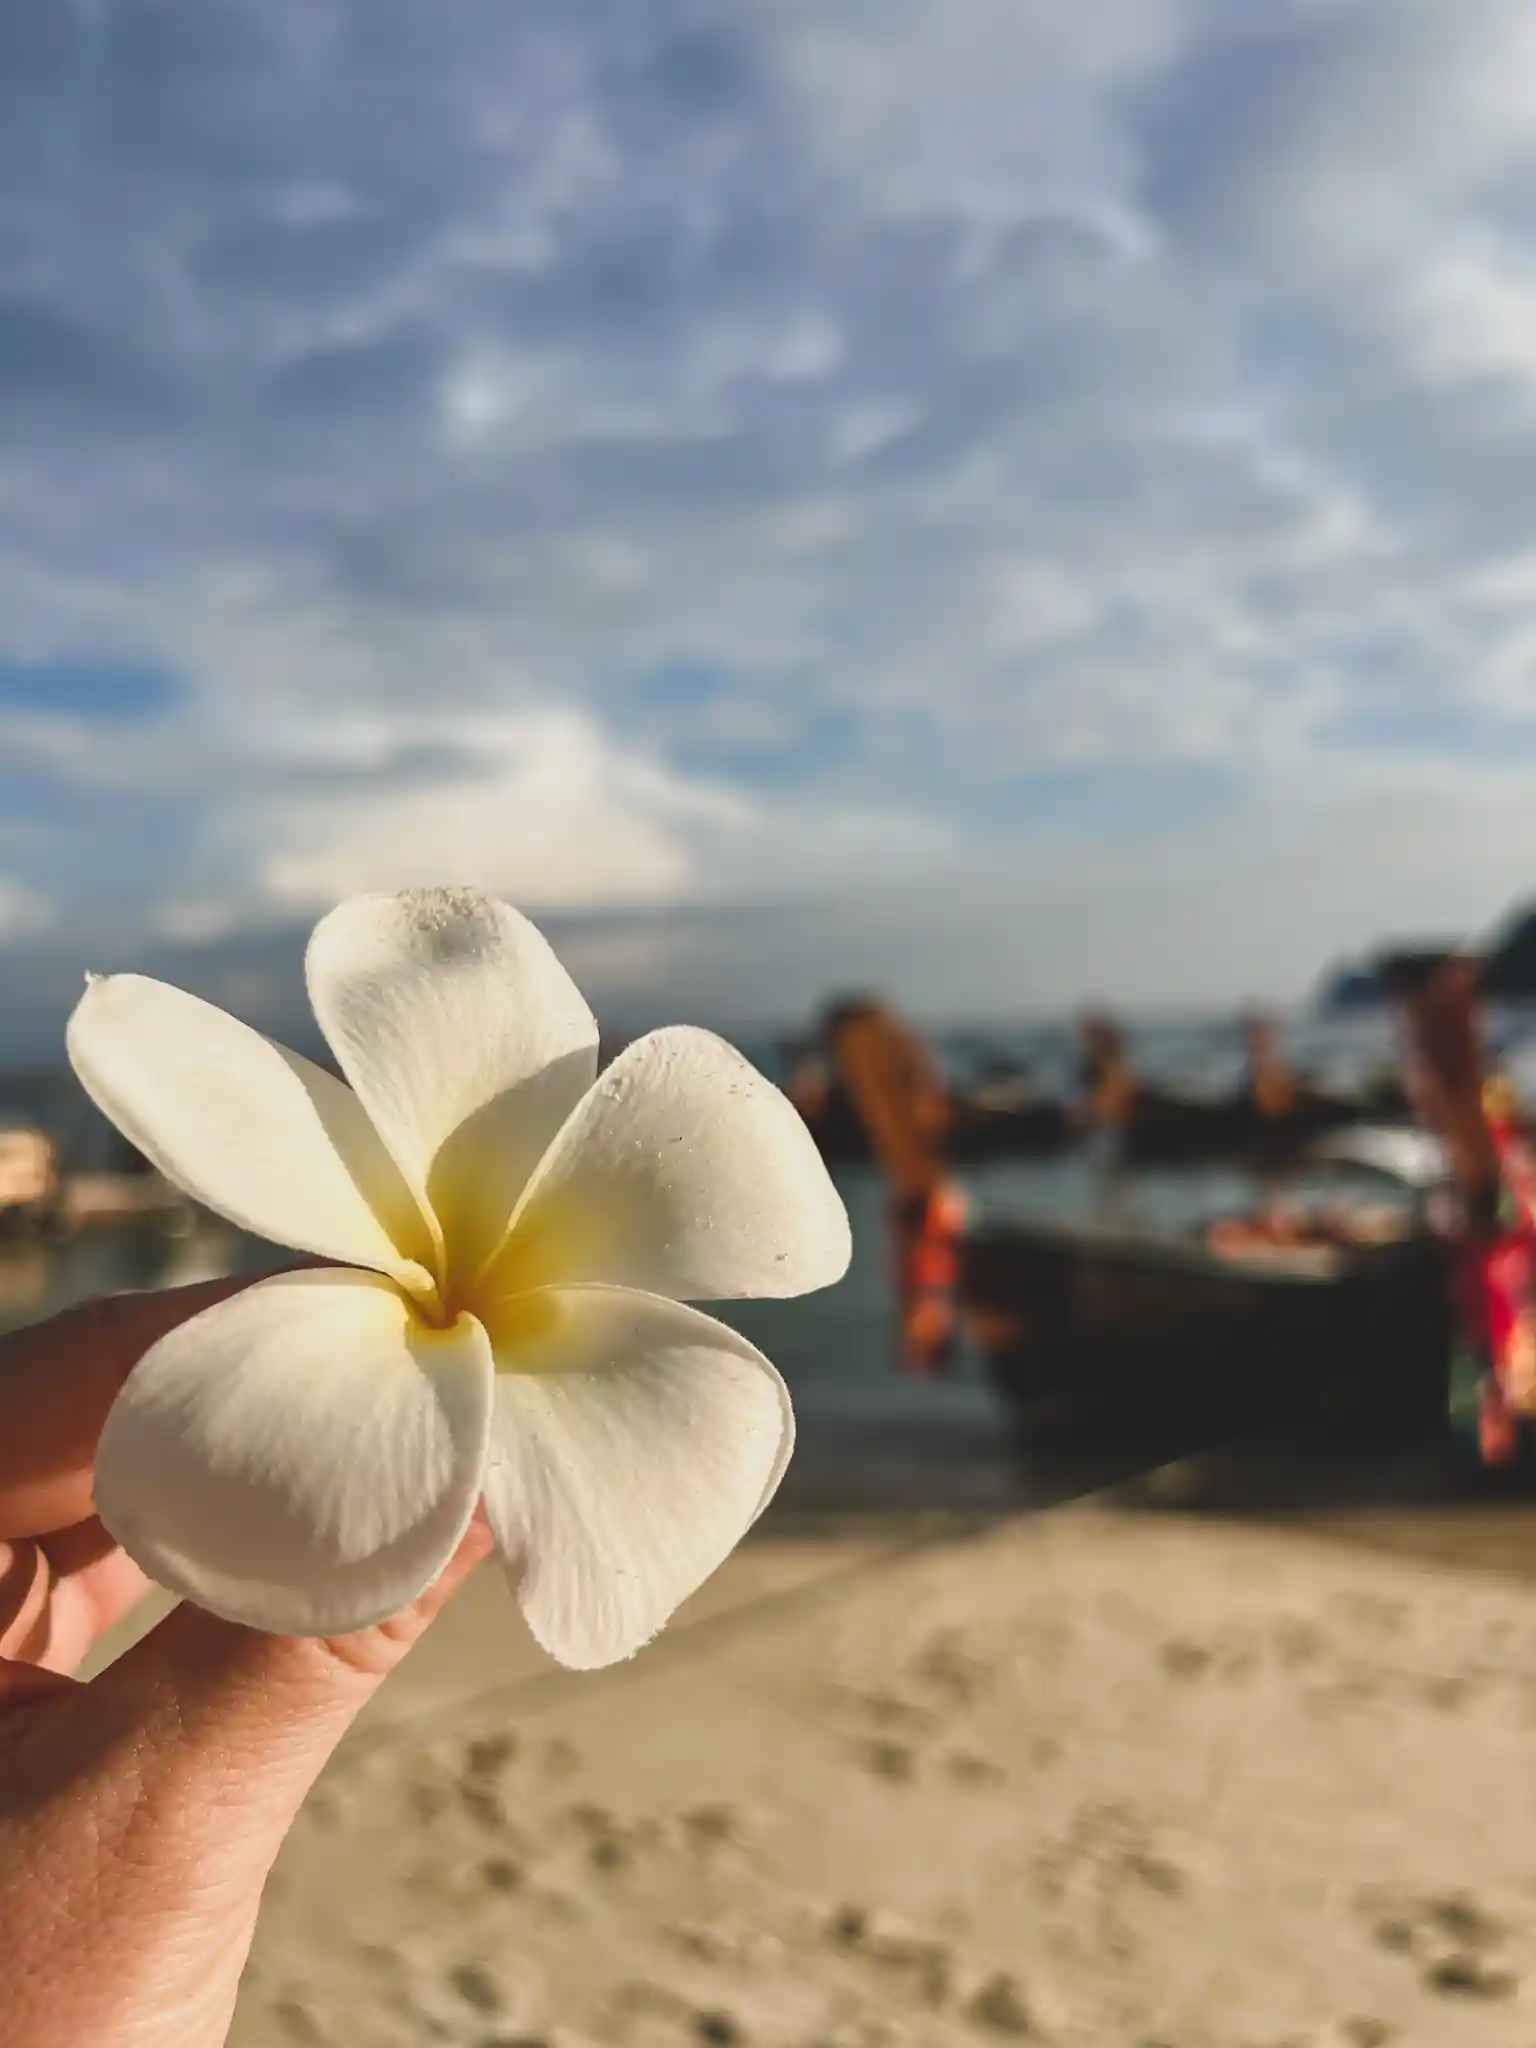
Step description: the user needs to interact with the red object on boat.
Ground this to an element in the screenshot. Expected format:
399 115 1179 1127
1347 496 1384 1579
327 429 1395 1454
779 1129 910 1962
893 1179 968 1377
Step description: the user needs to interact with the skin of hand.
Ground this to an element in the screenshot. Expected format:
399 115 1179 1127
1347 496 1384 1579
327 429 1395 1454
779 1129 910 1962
0 1277 493 2048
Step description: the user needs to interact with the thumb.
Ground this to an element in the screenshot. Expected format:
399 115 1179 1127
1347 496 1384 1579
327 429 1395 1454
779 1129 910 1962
98 1512 493 1830
1 1520 492 2048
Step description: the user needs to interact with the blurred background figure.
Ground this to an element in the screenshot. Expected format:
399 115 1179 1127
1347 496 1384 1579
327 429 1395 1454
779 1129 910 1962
791 996 966 1377
1390 953 1536 1471
1074 1010 1139 1202
1244 1010 1300 1127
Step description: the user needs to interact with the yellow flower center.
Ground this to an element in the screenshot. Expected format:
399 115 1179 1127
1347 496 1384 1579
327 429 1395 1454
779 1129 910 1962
395 1186 601 1363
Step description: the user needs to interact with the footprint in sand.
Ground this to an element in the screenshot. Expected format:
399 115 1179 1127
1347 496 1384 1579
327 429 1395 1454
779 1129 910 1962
1033 1801 1187 1964
829 1903 870 1949
945 1751 1006 1788
560 1799 673 1880
398 1745 466 1827
679 1803 752 1859
965 1971 1033 2035
480 1855 526 1896
852 1738 917 1784
447 1961 509 2017
692 2012 745 2045
1362 1888 1517 2002
383 1954 542 2043
1159 1632 1258 1685
1423 1893 1503 1948
824 1904 951 2010
1415 1673 1475 1713
270 1994 331 2044
1366 1886 1503 1953
1159 1638 1213 1682
300 1784 346 1831
1423 1954 1517 2001
910 1628 990 1707
609 1976 721 2039
464 1732 521 1776
848 1688 935 1733
1272 1616 1328 1669
458 1732 524 1829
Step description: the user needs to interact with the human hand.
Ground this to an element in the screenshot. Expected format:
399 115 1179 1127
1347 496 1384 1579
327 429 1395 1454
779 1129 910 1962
0 1278 492 2048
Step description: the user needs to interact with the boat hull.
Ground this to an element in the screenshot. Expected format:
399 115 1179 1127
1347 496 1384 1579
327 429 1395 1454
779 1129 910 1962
960 1221 1450 1440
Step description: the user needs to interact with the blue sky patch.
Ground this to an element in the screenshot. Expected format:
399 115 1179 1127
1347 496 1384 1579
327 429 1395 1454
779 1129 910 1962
0 657 183 721
1320 698 1536 765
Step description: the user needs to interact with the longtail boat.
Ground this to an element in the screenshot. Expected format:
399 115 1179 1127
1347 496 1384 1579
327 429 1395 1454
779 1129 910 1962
960 1130 1451 1438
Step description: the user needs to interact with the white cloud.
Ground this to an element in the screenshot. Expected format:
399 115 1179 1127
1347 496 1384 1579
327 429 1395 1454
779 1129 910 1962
149 899 246 946
0 877 49 944
9 0 1536 1026
145 693 949 935
253 708 717 911
1403 239 1536 395
776 0 1184 228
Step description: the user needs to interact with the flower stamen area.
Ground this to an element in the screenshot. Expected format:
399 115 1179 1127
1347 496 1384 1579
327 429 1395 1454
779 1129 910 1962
396 1263 453 1329
397 1257 563 1365
485 1288 563 1363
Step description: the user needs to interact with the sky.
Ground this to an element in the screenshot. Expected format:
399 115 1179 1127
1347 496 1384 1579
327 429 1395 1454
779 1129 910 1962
7 0 1536 1055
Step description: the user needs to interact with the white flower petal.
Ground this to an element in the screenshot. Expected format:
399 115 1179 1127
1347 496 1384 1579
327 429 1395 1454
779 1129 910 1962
481 1285 793 1668
93 1270 493 1635
485 1027 851 1303
306 890 599 1278
68 974 434 1285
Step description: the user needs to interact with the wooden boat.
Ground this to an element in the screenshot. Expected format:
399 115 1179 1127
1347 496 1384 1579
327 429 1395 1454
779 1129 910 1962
1111 1084 1402 1166
960 1130 1453 1439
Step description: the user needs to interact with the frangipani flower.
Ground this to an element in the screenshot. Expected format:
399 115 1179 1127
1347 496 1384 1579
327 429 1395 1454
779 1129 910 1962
67 889 850 1668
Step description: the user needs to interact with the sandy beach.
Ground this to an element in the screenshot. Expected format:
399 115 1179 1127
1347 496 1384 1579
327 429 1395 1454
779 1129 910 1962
188 1466 1536 2048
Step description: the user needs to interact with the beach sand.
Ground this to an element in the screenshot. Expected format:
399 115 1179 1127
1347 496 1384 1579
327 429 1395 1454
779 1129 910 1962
210 1476 1536 2048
